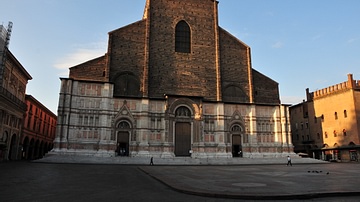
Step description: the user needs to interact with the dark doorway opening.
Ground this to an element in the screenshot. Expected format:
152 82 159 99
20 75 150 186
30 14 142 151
232 135 242 157
117 132 129 156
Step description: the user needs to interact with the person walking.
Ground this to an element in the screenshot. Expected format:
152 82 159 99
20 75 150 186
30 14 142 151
150 157 154 165
287 156 292 166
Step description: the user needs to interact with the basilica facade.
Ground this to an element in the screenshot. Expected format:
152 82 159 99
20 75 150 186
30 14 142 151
53 0 293 158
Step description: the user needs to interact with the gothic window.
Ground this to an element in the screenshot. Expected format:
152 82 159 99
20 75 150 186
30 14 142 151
175 20 191 53
344 110 347 118
223 85 247 102
113 73 140 97
204 116 215 132
150 115 162 132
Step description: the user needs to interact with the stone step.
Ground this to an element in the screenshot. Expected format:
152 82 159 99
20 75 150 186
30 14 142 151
35 153 327 165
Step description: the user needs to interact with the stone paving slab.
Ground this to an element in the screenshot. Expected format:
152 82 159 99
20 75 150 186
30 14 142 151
140 163 360 200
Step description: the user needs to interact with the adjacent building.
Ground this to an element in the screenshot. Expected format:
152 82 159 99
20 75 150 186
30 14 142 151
53 0 293 158
0 23 32 161
290 74 360 162
0 23 56 161
21 95 57 160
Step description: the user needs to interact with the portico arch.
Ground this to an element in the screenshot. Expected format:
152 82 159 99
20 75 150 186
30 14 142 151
115 120 132 156
230 123 244 157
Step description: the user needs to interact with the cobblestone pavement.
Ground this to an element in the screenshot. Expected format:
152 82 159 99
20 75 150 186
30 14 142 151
1 161 360 201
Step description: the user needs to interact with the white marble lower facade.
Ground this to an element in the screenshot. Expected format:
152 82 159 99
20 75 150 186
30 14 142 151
53 79 294 158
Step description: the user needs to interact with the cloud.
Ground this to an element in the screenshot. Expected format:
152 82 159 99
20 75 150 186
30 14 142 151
280 95 304 105
272 41 283 49
311 34 322 41
347 38 358 44
53 42 107 74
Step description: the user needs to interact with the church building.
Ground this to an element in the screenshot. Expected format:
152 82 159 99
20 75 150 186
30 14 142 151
53 0 293 158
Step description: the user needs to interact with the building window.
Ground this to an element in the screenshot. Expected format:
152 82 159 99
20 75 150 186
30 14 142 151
305 122 308 128
344 110 347 118
321 114 324 122
333 130 337 137
113 73 140 97
325 132 328 138
175 20 191 53
205 116 215 132
343 129 347 136
334 112 338 120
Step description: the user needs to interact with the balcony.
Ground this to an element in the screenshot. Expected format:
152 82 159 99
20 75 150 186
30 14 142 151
0 86 27 110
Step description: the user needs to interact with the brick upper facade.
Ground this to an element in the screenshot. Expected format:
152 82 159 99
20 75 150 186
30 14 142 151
69 0 279 105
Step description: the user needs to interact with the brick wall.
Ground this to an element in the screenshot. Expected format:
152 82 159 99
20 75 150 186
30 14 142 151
219 28 251 103
108 20 148 97
146 0 219 100
69 56 107 82
252 69 280 104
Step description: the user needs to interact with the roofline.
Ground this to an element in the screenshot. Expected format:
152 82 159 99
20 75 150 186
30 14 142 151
6 48 32 80
25 94 57 117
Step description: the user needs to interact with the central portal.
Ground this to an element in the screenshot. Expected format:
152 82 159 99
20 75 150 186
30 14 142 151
232 135 242 157
117 131 129 156
175 122 191 156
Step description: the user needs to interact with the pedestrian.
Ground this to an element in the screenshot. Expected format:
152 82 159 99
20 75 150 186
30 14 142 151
287 155 292 166
150 157 154 165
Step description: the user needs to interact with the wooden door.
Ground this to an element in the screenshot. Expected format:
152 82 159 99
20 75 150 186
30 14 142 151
175 122 191 156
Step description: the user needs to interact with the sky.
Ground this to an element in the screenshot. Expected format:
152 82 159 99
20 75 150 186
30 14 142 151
1 0 360 114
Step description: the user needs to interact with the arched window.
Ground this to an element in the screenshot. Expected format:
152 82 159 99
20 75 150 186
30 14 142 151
175 21 191 53
113 73 140 97
223 85 247 102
